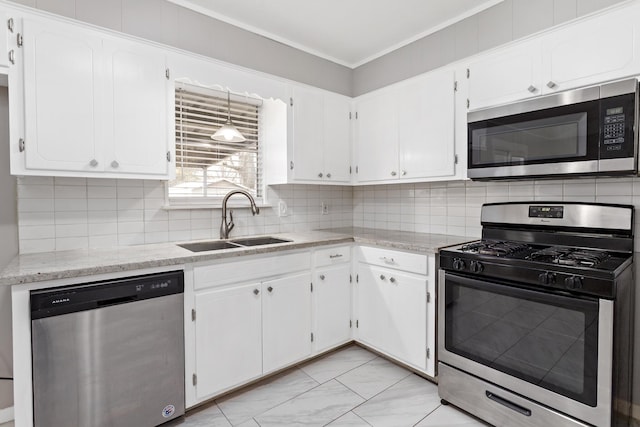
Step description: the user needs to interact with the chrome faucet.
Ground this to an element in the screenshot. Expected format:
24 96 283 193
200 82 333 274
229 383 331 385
220 189 260 239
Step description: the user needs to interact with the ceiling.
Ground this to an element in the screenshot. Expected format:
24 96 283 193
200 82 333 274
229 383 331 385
169 0 504 68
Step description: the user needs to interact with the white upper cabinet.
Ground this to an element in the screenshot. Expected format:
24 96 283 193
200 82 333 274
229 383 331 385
397 68 455 179
103 39 170 176
467 38 542 110
354 89 398 182
354 68 458 184
0 12 10 68
23 18 103 172
13 16 172 179
468 2 640 110
541 4 640 94
289 85 351 183
322 93 351 182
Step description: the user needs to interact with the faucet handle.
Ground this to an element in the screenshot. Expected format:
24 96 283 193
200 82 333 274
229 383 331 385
228 210 235 233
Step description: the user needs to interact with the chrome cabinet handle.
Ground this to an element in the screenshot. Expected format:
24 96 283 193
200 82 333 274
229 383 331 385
89 159 98 167
111 160 119 168
546 81 557 89
390 277 396 283
380 256 395 264
527 85 537 93
318 172 323 178
253 289 259 295
319 274 325 280
329 254 343 259
379 274 386 280
326 173 331 178
267 286 273 293
8 50 14 65
391 171 397 176
401 170 407 176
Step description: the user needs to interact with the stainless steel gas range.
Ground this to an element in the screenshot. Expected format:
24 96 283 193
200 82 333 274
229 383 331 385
438 202 634 427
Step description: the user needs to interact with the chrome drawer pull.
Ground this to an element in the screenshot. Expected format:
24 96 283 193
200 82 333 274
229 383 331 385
329 254 343 259
380 256 395 264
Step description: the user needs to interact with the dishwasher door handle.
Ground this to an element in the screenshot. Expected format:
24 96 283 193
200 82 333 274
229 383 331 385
96 295 138 307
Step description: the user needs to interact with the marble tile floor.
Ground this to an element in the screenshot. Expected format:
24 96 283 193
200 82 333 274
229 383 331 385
168 344 489 427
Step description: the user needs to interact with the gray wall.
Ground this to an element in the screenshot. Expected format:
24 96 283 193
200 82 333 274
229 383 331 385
0 87 16 269
352 0 628 96
7 0 353 96
0 87 15 410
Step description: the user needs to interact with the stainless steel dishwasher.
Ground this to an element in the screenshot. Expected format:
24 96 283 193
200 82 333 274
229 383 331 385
30 270 185 427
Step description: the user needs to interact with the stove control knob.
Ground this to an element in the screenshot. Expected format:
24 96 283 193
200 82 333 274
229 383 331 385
452 258 466 271
565 276 584 290
470 261 484 273
538 272 556 285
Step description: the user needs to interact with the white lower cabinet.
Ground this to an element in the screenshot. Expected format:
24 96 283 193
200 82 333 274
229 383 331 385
355 246 436 377
262 272 312 374
187 249 338 407
194 282 263 401
187 243 436 408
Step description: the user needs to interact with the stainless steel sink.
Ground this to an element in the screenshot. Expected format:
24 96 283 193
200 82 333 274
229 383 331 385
177 236 292 252
177 240 242 252
230 236 292 246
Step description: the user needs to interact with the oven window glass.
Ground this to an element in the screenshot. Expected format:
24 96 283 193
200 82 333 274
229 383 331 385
471 113 587 166
444 274 599 406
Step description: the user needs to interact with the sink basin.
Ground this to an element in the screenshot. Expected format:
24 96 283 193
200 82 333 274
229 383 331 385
230 236 293 246
177 236 292 252
177 241 242 252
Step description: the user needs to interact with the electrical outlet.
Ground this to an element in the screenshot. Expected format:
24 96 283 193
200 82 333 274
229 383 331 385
321 202 329 215
278 200 288 217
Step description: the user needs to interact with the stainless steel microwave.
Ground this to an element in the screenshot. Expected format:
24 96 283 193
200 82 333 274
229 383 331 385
467 78 638 179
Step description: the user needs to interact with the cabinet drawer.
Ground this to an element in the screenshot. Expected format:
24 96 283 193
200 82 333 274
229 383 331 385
356 246 427 275
194 251 311 290
314 245 351 267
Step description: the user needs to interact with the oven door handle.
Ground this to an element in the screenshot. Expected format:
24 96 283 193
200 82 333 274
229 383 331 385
485 391 532 417
444 272 599 311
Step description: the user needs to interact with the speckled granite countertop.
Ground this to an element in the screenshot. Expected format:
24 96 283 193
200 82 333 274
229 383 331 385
0 228 474 286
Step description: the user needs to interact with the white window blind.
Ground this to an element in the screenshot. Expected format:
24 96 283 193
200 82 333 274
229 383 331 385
171 83 261 200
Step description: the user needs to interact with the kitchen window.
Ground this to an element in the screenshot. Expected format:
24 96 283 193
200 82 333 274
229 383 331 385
170 82 262 204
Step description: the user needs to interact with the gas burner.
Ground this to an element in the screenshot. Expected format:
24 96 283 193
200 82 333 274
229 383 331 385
528 247 610 267
460 240 531 257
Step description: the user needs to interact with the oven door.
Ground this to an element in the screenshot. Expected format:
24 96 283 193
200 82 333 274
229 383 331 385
438 270 613 427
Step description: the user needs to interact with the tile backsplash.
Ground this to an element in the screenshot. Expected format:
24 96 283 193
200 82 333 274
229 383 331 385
17 177 353 254
16 176 640 254
352 177 640 251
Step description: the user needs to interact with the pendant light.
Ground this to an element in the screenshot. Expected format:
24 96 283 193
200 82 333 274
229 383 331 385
211 90 246 143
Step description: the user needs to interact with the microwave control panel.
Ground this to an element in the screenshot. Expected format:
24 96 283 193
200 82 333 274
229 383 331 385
600 93 635 159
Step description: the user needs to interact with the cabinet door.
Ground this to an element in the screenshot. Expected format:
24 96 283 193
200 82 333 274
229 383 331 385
194 283 262 400
356 263 391 352
383 269 427 371
542 5 640 94
397 69 455 179
0 12 7 68
291 86 324 181
23 19 103 172
355 91 398 182
314 263 351 353
104 39 170 176
262 272 312 373
323 93 351 182
467 38 541 110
